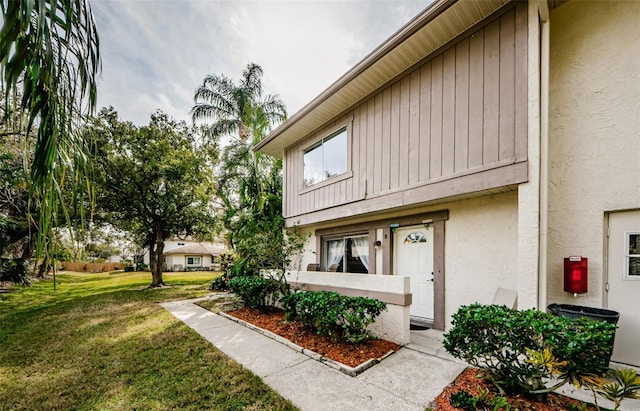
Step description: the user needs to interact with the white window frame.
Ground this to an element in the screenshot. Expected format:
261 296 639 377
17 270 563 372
302 123 350 189
186 256 202 267
624 231 640 280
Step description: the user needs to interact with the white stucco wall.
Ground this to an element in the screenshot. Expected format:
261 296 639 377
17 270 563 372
282 271 411 345
547 1 640 306
443 192 520 326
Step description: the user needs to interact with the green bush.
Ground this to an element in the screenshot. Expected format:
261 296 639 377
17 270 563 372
209 275 229 291
0 258 29 285
443 303 616 397
282 290 386 343
228 276 287 310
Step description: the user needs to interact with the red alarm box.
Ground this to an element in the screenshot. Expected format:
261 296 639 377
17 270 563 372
564 256 587 294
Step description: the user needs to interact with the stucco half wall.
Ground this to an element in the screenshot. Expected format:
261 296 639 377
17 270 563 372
295 191 520 332
282 271 411 345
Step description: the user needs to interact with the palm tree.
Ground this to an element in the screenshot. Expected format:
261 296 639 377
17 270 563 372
191 63 286 143
192 64 288 274
0 0 101 258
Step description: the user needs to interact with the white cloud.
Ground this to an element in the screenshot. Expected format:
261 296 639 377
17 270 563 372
92 0 429 125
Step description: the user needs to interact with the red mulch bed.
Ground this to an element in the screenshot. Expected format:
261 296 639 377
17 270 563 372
226 307 597 409
225 307 400 368
433 368 598 411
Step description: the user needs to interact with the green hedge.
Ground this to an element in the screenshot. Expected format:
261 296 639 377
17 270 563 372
228 276 287 310
443 303 616 397
282 290 386 343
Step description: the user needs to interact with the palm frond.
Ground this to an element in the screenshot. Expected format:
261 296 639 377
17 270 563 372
0 0 101 259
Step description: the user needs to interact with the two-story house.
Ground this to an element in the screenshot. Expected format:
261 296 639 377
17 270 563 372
256 0 640 366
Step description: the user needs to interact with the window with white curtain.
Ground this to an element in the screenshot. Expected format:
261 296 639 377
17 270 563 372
323 235 369 273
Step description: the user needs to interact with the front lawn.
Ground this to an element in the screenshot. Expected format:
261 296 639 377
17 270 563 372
0 271 298 410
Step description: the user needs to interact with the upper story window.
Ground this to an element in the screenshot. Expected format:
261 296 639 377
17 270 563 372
303 127 347 187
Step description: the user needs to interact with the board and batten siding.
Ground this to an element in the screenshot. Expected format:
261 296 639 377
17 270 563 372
284 3 528 222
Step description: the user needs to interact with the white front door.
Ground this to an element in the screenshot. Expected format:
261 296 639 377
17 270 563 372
394 225 434 321
607 210 640 366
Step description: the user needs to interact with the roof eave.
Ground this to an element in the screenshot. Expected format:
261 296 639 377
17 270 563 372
255 0 510 158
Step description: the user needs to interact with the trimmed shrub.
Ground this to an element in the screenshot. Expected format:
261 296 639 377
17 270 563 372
209 275 229 291
228 276 287 310
443 303 616 397
282 290 386 343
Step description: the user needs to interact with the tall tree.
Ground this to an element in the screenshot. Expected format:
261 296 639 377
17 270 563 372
192 64 289 275
0 0 101 257
89 108 217 287
192 63 286 142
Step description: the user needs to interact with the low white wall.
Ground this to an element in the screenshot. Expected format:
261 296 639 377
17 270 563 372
283 271 411 345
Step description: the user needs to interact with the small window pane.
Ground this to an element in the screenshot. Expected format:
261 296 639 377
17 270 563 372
303 144 323 187
629 257 640 277
404 232 427 244
323 129 347 179
325 239 344 272
629 234 640 254
303 127 347 188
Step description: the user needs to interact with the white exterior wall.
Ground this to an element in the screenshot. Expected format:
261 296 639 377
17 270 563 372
443 192 520 327
547 1 640 306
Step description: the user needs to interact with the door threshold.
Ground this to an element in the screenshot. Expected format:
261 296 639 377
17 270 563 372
410 316 433 330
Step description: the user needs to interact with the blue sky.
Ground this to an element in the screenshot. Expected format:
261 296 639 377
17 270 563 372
92 0 430 126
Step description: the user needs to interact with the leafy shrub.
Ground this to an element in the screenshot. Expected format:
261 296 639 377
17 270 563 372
210 253 236 291
0 258 29 285
443 304 616 397
209 275 229 291
449 391 479 410
597 368 640 410
282 290 386 343
228 276 287 310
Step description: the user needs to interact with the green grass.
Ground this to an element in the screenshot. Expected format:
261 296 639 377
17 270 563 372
0 271 298 410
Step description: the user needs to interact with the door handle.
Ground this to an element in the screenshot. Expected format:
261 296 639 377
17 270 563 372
428 272 434 282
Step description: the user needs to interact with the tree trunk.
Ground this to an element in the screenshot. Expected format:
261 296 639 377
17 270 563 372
149 228 166 287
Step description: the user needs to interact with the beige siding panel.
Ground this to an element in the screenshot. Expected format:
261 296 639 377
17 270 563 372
357 106 367 199
382 88 392 192
468 31 484 168
399 77 411 187
409 70 421 185
442 47 456 175
349 111 358 200
514 3 528 161
366 98 375 196
283 3 528 220
390 82 401 190
419 63 432 182
499 9 516 162
374 94 384 194
483 19 500 165
455 38 470 172
430 55 443 179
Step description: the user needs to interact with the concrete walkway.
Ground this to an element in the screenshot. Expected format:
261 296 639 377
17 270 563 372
161 295 465 411
161 295 640 411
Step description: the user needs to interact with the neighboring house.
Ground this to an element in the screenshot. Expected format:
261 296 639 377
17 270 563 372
256 0 640 366
143 239 226 271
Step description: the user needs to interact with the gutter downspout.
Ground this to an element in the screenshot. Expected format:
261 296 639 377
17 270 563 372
538 0 550 311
